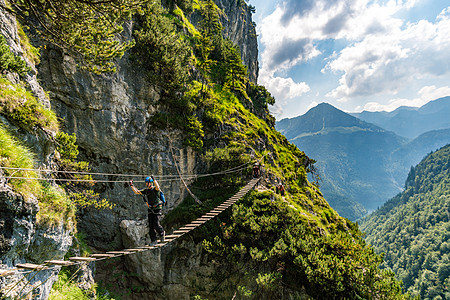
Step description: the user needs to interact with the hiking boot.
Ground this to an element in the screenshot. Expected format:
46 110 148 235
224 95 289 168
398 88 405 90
149 241 157 246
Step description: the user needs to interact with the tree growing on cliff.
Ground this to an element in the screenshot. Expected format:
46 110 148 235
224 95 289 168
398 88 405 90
1 0 146 73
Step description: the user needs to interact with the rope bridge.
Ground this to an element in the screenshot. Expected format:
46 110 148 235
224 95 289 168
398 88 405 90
0 177 260 278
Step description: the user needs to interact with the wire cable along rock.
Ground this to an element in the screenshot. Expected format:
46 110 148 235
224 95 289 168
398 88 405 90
0 177 261 282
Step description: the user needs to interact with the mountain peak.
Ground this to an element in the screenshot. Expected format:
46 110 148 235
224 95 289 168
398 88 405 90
276 102 382 139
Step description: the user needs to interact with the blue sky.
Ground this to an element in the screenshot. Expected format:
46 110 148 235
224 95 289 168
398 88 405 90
247 0 450 120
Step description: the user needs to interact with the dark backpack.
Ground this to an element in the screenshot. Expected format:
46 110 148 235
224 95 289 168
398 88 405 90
143 188 162 208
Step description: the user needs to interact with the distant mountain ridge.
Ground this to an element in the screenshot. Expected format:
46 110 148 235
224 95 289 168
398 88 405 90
277 103 384 140
276 99 450 220
352 96 450 139
276 103 408 220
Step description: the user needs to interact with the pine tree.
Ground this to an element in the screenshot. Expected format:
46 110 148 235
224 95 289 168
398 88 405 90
3 0 146 73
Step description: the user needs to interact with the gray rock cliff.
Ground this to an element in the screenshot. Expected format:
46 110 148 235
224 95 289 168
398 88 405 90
216 0 259 83
36 0 259 250
1 0 259 298
1 4 75 299
0 174 72 299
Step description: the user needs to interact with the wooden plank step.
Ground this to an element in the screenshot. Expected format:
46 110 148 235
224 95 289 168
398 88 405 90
123 248 145 252
205 212 219 216
45 260 75 266
192 217 211 227
137 245 158 250
223 200 237 204
177 226 197 231
190 220 208 224
196 216 213 220
191 220 208 224
155 242 169 246
69 257 97 262
161 238 175 243
201 214 217 218
182 224 199 228
0 269 15 277
90 253 116 258
16 263 48 270
173 229 191 234
181 224 200 229
227 197 240 201
164 234 182 239
106 251 132 255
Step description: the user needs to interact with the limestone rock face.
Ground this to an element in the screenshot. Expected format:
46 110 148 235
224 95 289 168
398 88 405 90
117 219 215 299
0 176 73 300
0 0 50 108
37 44 197 249
36 0 258 250
0 1 260 298
215 0 259 83
0 5 74 299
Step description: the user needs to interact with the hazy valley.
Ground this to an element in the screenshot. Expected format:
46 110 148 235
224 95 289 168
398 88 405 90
276 99 450 220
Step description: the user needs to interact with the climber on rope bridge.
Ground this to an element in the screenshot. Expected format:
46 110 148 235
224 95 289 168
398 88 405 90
130 175 165 246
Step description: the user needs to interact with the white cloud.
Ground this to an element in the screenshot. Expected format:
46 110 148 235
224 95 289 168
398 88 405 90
418 85 450 100
360 85 450 112
362 99 422 112
326 6 450 101
325 35 411 100
255 0 450 118
259 73 310 101
269 102 284 117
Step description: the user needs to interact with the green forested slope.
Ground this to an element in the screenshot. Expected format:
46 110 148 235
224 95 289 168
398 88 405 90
361 144 450 299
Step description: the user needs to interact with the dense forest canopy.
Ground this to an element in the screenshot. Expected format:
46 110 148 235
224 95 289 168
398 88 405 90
361 144 450 299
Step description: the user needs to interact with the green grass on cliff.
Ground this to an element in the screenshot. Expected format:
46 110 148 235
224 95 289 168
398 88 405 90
50 268 117 300
0 124 76 226
0 74 74 227
0 76 58 132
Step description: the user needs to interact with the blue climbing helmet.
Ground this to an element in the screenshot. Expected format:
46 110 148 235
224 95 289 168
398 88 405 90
145 176 153 183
